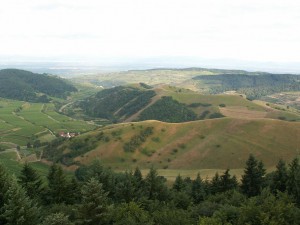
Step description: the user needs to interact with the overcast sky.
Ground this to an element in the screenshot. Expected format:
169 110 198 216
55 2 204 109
1 0 300 70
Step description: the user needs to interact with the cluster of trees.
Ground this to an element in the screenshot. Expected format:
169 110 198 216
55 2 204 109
43 133 111 166
117 90 156 118
139 96 198 123
123 127 154 152
0 155 300 225
80 86 156 122
188 103 212 108
0 69 77 102
194 74 300 99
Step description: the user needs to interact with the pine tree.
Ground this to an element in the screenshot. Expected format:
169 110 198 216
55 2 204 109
18 162 43 200
67 177 81 204
46 164 70 204
271 159 288 193
42 213 73 225
0 164 11 224
3 176 39 225
115 171 137 202
173 174 185 192
144 167 169 201
77 178 109 225
133 167 145 198
191 173 205 203
133 167 143 183
241 154 266 197
210 172 222 195
286 158 300 204
219 169 238 193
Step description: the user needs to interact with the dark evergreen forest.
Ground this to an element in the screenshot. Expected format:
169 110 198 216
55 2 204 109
0 155 299 225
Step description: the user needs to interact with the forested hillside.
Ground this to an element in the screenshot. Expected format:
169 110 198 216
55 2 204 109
193 74 300 99
0 69 77 102
79 85 156 122
138 96 198 122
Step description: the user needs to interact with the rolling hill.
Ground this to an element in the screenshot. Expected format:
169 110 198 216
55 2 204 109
78 84 156 121
0 69 77 102
192 73 300 99
72 84 300 123
43 118 300 173
72 67 270 88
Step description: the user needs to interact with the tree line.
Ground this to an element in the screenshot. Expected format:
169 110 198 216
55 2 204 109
0 154 300 225
193 74 300 100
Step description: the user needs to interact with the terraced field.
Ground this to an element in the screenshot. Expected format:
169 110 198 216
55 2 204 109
0 98 96 146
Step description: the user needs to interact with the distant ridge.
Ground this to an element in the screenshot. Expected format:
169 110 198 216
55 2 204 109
0 69 77 102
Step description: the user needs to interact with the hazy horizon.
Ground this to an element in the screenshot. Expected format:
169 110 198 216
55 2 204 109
1 56 300 76
1 0 300 74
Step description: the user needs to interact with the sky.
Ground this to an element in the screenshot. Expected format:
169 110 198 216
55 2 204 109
1 0 300 71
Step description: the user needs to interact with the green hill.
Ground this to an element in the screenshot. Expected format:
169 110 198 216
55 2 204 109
43 118 300 172
78 84 156 122
0 69 77 102
193 74 300 99
138 96 198 122
76 84 300 123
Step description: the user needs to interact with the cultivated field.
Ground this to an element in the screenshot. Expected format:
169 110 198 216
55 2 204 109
0 98 96 146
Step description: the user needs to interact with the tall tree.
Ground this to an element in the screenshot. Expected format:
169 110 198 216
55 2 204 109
210 172 222 195
83 160 116 197
286 158 300 204
173 174 185 192
133 167 143 183
241 154 266 197
18 162 43 200
271 159 288 193
219 169 238 193
77 178 109 225
144 167 169 201
191 173 205 203
3 176 39 225
114 171 137 202
0 164 11 224
46 164 70 204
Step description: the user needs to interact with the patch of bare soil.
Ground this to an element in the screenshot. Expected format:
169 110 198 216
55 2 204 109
220 106 268 119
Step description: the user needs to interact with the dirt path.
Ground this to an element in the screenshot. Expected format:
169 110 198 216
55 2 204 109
59 101 74 113
124 89 164 122
220 106 268 119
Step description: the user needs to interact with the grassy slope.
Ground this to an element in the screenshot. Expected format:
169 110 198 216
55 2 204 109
72 118 300 172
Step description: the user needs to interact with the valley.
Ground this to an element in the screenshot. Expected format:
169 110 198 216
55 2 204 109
0 68 299 181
